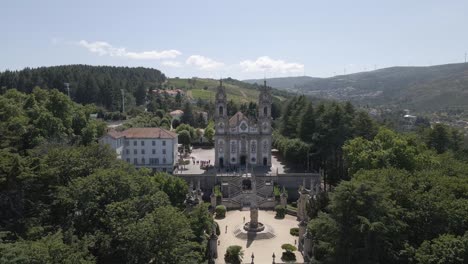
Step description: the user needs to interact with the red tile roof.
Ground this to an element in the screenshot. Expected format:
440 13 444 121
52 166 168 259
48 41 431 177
107 130 124 139
121 127 177 139
229 112 249 126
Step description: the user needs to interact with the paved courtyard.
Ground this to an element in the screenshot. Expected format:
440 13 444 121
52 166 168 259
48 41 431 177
175 147 297 175
215 210 303 264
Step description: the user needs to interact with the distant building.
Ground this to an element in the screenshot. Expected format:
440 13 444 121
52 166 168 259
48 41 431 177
99 127 178 172
214 80 272 168
170 109 184 120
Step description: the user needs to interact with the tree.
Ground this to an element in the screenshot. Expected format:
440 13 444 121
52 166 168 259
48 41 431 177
224 245 243 264
204 121 215 144
181 102 194 126
122 206 200 264
427 123 450 154
0 231 95 264
135 82 146 106
281 244 297 261
178 130 191 150
415 234 468 264
298 102 315 142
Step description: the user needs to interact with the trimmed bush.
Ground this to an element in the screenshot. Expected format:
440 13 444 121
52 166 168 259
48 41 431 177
224 245 244 264
215 205 226 219
290 227 299 236
215 221 220 236
281 243 297 261
275 205 286 219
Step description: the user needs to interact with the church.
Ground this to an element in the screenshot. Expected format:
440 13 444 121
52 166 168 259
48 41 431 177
214 81 272 168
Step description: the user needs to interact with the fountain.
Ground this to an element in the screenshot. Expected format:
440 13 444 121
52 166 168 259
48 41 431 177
233 179 275 239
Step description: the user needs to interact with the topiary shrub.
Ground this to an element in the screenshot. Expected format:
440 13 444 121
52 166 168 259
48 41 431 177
215 221 220 236
215 205 226 219
224 245 244 264
281 243 297 262
290 227 299 236
275 205 286 219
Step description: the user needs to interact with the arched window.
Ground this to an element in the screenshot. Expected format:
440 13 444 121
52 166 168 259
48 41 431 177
263 106 268 116
231 141 236 153
251 141 256 153
219 106 224 116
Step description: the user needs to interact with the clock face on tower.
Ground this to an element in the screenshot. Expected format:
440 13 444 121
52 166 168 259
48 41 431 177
240 123 247 131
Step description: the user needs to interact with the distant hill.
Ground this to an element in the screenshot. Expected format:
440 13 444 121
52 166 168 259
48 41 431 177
0 65 166 111
244 63 468 112
244 76 318 90
167 77 288 104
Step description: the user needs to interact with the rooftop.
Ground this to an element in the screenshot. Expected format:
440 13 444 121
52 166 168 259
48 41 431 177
120 127 177 139
229 111 248 126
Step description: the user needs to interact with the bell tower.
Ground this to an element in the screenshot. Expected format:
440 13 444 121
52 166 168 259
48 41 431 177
214 79 227 168
258 79 272 167
258 79 272 124
215 79 227 120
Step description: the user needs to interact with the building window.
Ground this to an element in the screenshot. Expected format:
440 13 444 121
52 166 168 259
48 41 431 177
141 149 145 154
162 140 166 146
126 149 129 155
125 140 129 146
156 158 159 164
152 141 156 146
126 158 130 163
263 140 268 153
134 149 137 155
251 141 256 153
264 106 268 116
162 149 166 155
142 158 145 164
219 106 224 116
133 141 137 146
152 149 156 155
133 158 137 164
231 141 236 153
141 141 144 146
163 158 166 164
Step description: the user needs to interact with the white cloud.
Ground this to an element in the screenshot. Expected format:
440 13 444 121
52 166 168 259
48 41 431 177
239 56 304 74
161 60 182 67
78 40 181 60
186 55 224 70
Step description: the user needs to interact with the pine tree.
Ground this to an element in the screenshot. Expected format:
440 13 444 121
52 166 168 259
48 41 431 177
298 103 315 142
181 102 194 126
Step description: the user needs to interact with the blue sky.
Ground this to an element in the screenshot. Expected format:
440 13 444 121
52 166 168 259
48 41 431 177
2 0 468 79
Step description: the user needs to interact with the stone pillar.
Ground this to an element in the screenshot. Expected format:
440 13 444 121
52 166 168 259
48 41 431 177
210 189 217 207
303 230 313 262
209 230 218 259
250 207 259 228
280 192 287 207
297 189 308 221
298 219 307 251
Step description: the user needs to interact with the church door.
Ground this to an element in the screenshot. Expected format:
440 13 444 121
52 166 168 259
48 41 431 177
263 157 267 166
240 155 246 166
219 157 224 168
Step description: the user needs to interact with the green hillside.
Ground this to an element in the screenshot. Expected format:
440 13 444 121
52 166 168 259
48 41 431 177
245 63 468 112
167 77 286 103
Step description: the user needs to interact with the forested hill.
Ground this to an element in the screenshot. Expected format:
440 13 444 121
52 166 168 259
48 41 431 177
245 62 468 111
0 65 166 111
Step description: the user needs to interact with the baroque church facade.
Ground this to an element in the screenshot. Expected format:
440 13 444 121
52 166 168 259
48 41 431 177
214 81 272 168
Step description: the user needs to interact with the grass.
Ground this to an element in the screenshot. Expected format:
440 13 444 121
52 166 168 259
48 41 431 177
167 78 260 104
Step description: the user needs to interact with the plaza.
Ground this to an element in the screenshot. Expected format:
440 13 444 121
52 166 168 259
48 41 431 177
215 210 304 264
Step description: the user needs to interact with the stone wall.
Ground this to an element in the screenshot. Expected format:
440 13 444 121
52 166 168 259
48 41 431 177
175 172 320 201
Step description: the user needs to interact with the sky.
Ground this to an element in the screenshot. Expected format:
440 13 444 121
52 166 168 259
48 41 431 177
2 0 468 79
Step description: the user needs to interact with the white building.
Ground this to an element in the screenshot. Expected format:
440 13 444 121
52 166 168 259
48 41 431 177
99 127 178 173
